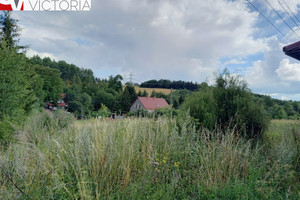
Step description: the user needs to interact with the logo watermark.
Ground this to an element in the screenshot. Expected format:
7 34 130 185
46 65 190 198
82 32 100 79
0 0 91 11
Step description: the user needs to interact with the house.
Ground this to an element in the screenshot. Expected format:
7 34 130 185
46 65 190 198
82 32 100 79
45 93 68 111
57 93 68 110
130 97 169 112
46 102 55 110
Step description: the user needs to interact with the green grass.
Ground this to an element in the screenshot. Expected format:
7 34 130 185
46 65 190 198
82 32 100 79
0 112 299 199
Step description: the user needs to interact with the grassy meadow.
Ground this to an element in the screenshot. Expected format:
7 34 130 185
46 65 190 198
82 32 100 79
0 111 299 199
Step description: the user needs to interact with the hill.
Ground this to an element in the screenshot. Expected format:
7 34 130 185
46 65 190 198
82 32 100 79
134 86 173 96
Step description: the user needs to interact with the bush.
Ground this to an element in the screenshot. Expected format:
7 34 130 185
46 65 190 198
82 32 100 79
28 109 74 132
91 104 111 118
53 109 74 129
0 120 14 146
182 70 269 138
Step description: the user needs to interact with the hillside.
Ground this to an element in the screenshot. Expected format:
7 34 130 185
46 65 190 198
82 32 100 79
134 86 174 96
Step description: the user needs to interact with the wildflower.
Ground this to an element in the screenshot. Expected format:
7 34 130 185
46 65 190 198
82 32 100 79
163 160 166 164
174 162 180 167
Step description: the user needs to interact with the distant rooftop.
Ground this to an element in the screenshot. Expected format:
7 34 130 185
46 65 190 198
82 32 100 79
138 97 168 110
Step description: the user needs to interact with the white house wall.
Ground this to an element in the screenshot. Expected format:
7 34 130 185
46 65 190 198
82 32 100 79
130 99 145 112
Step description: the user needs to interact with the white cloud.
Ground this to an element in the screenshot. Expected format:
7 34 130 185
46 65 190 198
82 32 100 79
276 59 300 81
26 49 59 61
223 59 246 66
281 96 289 101
245 36 300 99
13 0 267 83
11 0 300 100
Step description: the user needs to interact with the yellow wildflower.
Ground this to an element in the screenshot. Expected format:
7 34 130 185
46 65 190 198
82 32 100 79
174 162 180 167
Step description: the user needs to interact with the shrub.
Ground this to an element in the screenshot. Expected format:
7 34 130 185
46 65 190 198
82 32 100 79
91 104 111 118
182 70 269 138
53 109 74 129
0 120 14 146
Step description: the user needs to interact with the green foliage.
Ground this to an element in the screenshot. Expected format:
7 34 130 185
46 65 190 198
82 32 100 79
0 11 25 50
172 89 192 108
255 94 300 119
271 104 288 119
0 120 14 146
91 104 111 118
33 64 64 103
182 70 269 138
183 88 217 130
68 101 83 117
30 55 94 82
137 89 148 97
142 90 148 97
0 116 299 199
92 89 116 111
67 94 91 118
151 90 170 103
140 79 199 91
127 109 149 117
0 43 33 122
108 74 123 93
121 85 137 112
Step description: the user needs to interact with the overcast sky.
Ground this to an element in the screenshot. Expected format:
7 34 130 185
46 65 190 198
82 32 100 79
13 0 300 100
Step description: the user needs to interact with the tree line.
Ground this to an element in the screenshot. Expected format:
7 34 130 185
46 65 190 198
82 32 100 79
140 79 199 91
1 10 300 144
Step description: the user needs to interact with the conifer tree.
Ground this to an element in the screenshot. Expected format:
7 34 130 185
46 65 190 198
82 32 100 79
0 11 25 51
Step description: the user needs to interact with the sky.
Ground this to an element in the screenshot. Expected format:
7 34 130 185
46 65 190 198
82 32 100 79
13 0 300 101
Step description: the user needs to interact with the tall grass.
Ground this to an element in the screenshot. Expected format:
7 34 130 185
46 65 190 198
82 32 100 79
0 111 299 199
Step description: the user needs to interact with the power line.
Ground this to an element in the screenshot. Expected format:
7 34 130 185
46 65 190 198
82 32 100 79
276 0 299 29
281 0 300 25
245 0 288 40
264 0 300 39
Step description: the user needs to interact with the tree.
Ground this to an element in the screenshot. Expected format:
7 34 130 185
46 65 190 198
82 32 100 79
92 89 116 111
182 70 269 138
0 44 34 144
33 65 64 103
0 11 25 50
142 90 148 97
67 93 92 118
108 75 123 93
121 85 137 112
0 45 33 121
271 104 288 119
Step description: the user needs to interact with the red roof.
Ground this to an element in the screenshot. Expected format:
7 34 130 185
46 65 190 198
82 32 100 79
47 103 54 107
58 103 67 107
138 97 168 110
